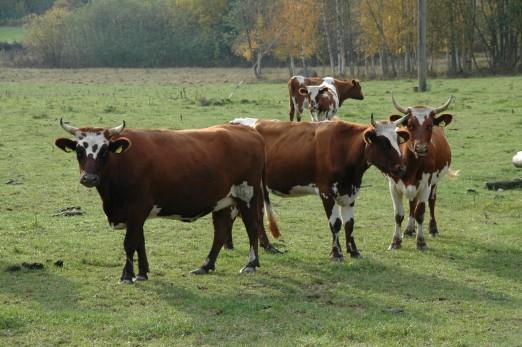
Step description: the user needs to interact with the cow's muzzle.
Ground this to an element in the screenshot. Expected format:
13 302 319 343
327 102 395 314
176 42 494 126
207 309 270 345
80 173 100 187
414 144 428 157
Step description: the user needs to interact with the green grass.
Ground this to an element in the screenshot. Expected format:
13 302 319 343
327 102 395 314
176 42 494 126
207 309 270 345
0 26 25 43
0 68 521 346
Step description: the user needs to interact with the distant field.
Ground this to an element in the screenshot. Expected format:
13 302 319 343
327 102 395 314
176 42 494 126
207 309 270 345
0 26 25 43
0 68 521 346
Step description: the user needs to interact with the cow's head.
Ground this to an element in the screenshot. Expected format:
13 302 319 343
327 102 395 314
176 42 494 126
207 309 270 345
391 94 453 157
348 79 364 100
298 83 336 116
55 119 131 187
363 114 410 177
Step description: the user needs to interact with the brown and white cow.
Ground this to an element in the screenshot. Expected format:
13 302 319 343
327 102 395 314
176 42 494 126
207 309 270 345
54 119 279 283
288 76 364 122
386 94 454 251
228 116 410 261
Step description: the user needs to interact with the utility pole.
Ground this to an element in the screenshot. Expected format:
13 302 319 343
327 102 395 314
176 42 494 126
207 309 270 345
418 0 427 91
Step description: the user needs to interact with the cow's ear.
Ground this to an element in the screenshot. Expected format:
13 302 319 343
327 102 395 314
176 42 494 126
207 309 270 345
55 138 77 153
352 79 360 87
298 87 308 96
109 137 131 154
396 129 410 144
433 113 452 127
319 87 329 94
363 129 377 144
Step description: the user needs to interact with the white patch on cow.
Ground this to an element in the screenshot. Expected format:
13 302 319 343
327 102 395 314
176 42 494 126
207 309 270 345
248 246 256 263
230 206 239 220
149 205 162 218
229 118 258 128
293 75 305 84
232 181 254 207
288 184 319 196
74 131 110 159
329 203 342 227
388 181 403 241
111 222 126 230
322 77 335 85
214 195 235 211
374 122 401 156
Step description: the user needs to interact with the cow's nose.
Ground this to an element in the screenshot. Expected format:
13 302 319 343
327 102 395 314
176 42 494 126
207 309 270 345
393 164 407 177
80 173 100 187
415 143 428 155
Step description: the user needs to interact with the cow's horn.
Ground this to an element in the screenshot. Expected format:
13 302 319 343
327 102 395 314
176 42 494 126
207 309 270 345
393 114 409 126
391 92 409 114
60 118 78 135
433 95 453 114
370 113 377 127
108 121 126 135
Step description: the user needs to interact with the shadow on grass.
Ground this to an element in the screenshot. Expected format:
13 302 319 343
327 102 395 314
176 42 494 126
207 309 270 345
0 261 79 312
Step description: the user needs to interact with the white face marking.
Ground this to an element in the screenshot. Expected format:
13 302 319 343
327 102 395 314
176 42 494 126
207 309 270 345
410 107 434 125
229 118 258 128
111 222 126 230
75 131 109 159
374 122 402 156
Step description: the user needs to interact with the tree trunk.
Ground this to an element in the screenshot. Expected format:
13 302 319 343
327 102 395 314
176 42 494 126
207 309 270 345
321 0 336 76
418 0 427 91
289 55 295 76
335 0 346 76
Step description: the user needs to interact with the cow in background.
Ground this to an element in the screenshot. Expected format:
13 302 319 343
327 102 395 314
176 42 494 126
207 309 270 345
387 94 454 251
55 119 279 283
228 116 410 261
288 76 364 121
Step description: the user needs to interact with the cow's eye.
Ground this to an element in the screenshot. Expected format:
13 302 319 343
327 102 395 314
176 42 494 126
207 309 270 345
76 147 85 160
99 147 109 160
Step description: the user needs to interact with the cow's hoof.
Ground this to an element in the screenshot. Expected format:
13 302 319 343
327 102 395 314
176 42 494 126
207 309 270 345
119 278 134 284
239 266 256 274
417 242 428 251
404 228 416 237
388 242 401 250
331 256 344 262
190 267 210 275
349 252 362 259
429 228 439 237
264 244 285 254
135 274 148 281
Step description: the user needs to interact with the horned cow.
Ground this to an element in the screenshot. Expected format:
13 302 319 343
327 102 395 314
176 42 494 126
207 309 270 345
386 94 454 251
227 116 410 261
55 119 279 283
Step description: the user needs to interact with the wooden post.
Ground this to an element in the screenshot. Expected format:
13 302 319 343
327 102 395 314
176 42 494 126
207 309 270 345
418 0 427 92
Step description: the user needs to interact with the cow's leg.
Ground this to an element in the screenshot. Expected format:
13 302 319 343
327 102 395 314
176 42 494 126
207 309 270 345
415 187 431 251
289 96 295 121
428 185 439 236
191 208 230 275
236 197 261 273
321 194 344 261
341 202 360 258
404 198 417 236
135 230 149 281
120 223 143 284
388 181 404 250
222 206 238 251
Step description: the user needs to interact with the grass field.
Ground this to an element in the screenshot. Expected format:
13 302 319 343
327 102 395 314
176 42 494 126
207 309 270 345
0 68 521 346
0 26 25 43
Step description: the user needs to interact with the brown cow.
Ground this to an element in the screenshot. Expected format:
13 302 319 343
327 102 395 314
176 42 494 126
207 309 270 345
386 94 454 251
54 119 279 283
228 116 410 261
288 76 364 122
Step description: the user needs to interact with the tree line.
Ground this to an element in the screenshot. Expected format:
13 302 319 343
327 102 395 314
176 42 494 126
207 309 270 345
2 0 521 78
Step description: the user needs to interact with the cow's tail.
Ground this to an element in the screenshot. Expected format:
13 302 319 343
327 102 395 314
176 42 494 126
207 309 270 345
261 166 281 239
